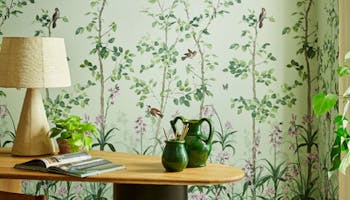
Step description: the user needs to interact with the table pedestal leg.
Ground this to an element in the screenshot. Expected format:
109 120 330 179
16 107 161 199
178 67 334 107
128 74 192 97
113 184 187 200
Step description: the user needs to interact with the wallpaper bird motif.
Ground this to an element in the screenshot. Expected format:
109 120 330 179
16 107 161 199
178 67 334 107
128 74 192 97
0 0 339 199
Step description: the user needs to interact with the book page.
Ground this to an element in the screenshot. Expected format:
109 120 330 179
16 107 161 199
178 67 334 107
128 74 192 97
40 152 91 168
49 157 125 177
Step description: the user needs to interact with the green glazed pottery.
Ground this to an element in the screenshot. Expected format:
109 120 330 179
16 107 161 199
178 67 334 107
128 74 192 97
170 116 214 168
161 140 188 172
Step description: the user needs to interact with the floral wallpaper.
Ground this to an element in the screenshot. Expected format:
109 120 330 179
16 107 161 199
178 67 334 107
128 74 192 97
0 0 339 199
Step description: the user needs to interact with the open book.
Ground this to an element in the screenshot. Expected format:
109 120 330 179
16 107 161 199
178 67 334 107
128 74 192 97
14 152 125 178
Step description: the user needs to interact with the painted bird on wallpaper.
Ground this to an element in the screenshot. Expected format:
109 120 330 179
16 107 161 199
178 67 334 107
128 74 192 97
258 8 266 29
148 105 163 118
181 49 197 61
52 8 60 29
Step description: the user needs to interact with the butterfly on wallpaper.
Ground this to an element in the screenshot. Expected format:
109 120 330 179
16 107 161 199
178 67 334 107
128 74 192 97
222 83 228 90
181 49 197 61
147 105 163 118
52 8 60 28
258 8 266 29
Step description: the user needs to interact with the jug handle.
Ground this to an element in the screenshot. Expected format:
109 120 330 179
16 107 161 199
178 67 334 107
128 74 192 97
170 116 185 137
199 118 213 144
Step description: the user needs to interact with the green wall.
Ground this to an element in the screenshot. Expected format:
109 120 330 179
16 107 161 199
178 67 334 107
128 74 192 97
0 0 339 199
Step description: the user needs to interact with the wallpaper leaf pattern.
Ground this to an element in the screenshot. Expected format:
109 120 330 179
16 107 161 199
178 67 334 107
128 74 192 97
0 0 339 199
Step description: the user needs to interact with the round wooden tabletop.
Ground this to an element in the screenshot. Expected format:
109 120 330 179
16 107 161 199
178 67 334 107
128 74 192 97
0 148 245 186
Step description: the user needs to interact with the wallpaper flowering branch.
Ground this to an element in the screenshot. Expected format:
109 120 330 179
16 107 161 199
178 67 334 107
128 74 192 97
0 0 339 199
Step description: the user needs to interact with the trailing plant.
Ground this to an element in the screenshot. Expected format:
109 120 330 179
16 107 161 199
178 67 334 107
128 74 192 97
312 51 350 175
50 115 97 152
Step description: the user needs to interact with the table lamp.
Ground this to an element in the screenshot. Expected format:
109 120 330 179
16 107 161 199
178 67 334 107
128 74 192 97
0 37 71 156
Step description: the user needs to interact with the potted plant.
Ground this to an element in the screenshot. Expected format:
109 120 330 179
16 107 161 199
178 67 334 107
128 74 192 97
312 51 350 174
50 115 97 154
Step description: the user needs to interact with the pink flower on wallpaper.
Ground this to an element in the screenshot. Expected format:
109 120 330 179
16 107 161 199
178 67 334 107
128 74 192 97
95 114 106 127
73 184 83 198
288 127 298 137
306 152 319 164
0 105 7 119
215 151 230 164
135 116 146 136
224 121 233 130
189 191 208 200
302 114 313 125
108 84 120 105
264 187 275 196
201 105 214 118
214 188 223 200
281 184 289 191
55 185 67 196
290 165 300 177
269 125 282 148
288 144 296 151
243 160 254 181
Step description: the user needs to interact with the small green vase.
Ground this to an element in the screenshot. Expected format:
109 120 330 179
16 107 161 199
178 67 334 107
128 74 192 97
162 140 188 172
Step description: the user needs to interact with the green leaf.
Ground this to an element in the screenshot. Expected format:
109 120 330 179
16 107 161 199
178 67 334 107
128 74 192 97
337 66 350 77
75 27 84 35
312 93 337 115
282 27 291 35
108 38 115 43
62 16 69 22
0 90 6 97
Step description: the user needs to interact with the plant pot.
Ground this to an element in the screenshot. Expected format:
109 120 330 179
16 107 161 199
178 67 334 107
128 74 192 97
56 139 72 154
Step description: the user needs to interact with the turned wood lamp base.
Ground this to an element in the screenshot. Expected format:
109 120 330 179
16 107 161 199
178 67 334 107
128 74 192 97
11 88 55 156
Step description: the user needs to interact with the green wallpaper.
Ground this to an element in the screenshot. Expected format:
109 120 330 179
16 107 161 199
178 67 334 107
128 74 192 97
0 0 339 199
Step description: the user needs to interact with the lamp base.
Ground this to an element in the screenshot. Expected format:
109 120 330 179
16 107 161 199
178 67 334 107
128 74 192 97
11 88 55 156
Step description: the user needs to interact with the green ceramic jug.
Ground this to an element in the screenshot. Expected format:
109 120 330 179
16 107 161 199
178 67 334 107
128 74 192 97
170 116 213 168
162 140 188 172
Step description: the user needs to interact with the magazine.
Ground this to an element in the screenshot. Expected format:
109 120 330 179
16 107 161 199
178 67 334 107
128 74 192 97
14 152 125 178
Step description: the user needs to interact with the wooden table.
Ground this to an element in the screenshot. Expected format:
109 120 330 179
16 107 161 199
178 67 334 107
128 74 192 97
0 148 244 200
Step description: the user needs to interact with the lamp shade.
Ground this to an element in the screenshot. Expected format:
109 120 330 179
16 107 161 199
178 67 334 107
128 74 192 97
0 37 71 88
